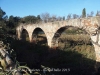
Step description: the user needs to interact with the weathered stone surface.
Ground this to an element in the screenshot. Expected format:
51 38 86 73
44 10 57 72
16 16 100 67
16 16 100 46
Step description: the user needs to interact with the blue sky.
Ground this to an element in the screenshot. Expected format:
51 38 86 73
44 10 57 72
0 0 100 17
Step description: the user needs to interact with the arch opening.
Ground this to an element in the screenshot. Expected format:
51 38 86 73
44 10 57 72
52 26 95 60
32 28 47 46
51 26 96 71
52 26 88 47
21 29 29 41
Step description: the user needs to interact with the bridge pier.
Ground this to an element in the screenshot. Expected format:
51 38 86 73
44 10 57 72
28 32 32 42
47 37 52 47
90 34 100 71
94 45 100 71
46 32 59 48
51 38 59 48
16 30 21 40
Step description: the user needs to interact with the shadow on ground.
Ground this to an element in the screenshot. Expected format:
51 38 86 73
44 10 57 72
7 39 100 75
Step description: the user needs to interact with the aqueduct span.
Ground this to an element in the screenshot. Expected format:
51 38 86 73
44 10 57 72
16 16 100 69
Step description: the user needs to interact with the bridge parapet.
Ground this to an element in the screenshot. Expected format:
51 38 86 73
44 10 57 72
16 16 100 42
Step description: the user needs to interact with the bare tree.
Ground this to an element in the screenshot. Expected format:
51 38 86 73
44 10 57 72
63 16 65 20
87 14 90 18
57 16 63 21
73 14 79 19
79 15 82 18
90 11 94 17
40 12 50 23
67 14 71 20
87 11 94 18
96 11 100 16
51 15 57 22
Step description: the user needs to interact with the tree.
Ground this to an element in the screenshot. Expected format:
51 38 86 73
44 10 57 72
73 14 79 19
23 15 37 24
36 15 41 23
37 15 41 20
6 15 21 35
0 7 9 38
0 7 7 28
40 12 50 22
96 11 100 16
63 16 65 20
51 15 57 22
90 11 94 17
57 16 62 21
82 8 86 18
87 11 94 17
87 14 90 17
0 7 8 25
0 7 6 20
67 14 71 19
7 15 20 28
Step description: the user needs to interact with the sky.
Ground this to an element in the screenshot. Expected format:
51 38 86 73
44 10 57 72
0 0 100 17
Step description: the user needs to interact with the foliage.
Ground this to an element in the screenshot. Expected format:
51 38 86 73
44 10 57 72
0 7 100 75
0 7 7 26
82 8 86 18
0 7 8 21
8 15 21 28
9 39 96 75
22 15 41 24
0 41 32 75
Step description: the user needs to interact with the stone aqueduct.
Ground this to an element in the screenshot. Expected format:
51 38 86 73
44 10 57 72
16 16 100 67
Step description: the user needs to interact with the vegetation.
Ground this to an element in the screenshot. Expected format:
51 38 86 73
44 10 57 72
17 27 96 75
0 7 99 39
22 15 41 24
0 41 33 75
82 8 86 18
96 11 100 16
0 7 100 75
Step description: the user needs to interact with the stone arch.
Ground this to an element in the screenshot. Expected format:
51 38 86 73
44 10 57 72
20 28 29 41
16 25 30 40
52 26 68 47
52 25 100 69
32 27 47 45
51 26 90 47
